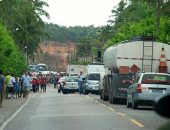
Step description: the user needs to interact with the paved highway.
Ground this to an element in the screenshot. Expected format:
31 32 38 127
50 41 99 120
2 86 168 130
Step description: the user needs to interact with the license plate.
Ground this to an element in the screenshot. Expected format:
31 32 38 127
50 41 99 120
152 89 163 93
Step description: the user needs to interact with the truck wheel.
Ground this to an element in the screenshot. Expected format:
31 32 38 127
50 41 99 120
95 91 99 95
126 99 131 108
132 95 138 109
109 91 113 104
103 95 108 101
109 94 113 104
100 90 103 100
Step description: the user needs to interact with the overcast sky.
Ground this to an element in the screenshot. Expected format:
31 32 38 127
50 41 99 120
42 0 121 27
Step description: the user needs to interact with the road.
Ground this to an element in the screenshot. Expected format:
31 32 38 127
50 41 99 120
1 85 168 130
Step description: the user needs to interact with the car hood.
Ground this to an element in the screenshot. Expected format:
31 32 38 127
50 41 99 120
86 80 99 85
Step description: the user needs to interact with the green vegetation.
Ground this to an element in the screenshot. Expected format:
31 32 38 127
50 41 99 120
0 0 169 68
0 23 26 75
43 24 98 43
104 0 170 47
0 0 49 74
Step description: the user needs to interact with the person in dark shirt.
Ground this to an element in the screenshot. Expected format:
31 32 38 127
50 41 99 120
0 70 5 108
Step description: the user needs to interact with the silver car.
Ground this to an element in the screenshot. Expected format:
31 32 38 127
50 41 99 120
127 72 170 109
83 73 100 95
63 76 78 94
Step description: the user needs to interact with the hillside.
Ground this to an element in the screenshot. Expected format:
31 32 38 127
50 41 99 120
33 41 76 71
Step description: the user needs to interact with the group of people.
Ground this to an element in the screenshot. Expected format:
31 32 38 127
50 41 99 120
0 69 85 107
0 70 48 108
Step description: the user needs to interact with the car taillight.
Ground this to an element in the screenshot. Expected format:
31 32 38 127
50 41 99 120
136 84 142 93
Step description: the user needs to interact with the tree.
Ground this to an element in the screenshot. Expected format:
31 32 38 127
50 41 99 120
0 0 49 57
0 23 27 75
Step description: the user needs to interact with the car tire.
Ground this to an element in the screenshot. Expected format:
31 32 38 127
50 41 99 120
62 89 67 94
83 89 89 95
132 94 138 109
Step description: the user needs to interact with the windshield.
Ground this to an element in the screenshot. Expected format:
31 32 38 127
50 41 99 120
87 74 100 81
141 74 170 85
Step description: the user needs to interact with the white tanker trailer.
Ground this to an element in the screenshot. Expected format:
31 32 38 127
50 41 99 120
100 37 170 103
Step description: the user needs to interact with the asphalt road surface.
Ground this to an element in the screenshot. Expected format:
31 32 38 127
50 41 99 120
2 86 169 130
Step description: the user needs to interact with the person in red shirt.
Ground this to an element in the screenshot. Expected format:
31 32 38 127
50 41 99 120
31 77 39 92
39 73 47 92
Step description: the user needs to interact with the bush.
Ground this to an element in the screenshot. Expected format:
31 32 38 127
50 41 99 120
0 23 27 75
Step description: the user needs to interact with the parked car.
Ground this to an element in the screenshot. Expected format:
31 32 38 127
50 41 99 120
62 76 78 94
82 73 100 95
127 72 170 109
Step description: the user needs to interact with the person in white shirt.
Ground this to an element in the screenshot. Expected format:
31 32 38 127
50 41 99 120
9 75 15 99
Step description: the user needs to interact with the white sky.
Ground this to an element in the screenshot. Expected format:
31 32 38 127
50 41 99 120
42 0 121 27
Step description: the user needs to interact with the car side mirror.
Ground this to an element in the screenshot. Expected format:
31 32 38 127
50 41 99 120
154 94 170 118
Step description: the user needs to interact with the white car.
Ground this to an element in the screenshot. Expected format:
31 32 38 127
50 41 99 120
127 72 170 109
62 76 78 94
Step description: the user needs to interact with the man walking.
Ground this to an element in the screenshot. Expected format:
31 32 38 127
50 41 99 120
78 71 83 95
0 70 5 107
21 72 31 97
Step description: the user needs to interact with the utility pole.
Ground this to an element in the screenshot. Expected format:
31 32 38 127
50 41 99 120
157 0 161 33
85 43 87 62
25 46 28 66
67 42 69 65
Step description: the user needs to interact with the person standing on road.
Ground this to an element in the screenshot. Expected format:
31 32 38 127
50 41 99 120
13 77 20 98
5 72 11 99
9 74 16 99
39 73 47 92
0 70 5 108
78 71 83 95
21 72 31 98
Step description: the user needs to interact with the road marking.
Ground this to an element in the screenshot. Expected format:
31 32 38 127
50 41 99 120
108 107 115 112
130 119 145 128
94 100 99 103
99 103 106 107
86 95 90 98
117 112 126 116
86 95 94 101
0 94 37 130
86 96 145 128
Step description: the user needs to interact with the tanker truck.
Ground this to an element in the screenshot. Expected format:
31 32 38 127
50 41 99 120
100 37 170 104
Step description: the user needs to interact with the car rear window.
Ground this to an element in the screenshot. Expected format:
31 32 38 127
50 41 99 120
66 77 78 82
141 74 170 85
